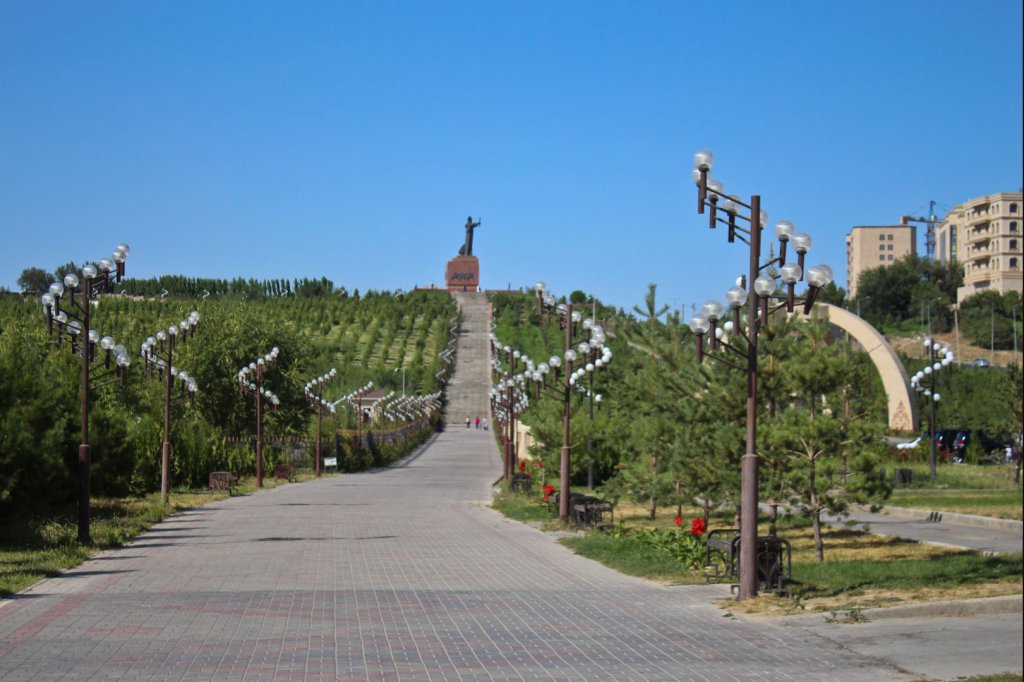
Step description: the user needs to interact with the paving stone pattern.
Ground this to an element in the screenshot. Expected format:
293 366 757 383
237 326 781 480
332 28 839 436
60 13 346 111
0 293 912 681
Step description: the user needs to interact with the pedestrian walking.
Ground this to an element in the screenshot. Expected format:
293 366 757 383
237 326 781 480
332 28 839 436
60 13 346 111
475 416 480 429
466 416 470 429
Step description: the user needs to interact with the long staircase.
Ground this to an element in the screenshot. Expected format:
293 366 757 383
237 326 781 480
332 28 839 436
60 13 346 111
444 291 492 429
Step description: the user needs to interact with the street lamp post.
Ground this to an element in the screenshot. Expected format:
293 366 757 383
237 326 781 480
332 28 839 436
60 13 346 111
497 287 612 521
489 337 522 480
238 347 281 488
910 339 953 480
586 358 603 491
691 150 833 600
39 243 131 543
140 311 200 505
304 368 338 477
855 296 870 318
340 383 374 450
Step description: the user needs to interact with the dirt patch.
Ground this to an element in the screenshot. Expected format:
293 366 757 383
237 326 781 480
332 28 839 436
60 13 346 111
887 331 1020 366
722 580 1023 616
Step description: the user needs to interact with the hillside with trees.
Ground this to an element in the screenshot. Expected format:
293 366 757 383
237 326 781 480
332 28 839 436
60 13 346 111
0 281 456 516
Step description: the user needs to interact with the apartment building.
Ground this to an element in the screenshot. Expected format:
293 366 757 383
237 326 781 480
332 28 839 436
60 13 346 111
845 224 917 298
935 192 1023 304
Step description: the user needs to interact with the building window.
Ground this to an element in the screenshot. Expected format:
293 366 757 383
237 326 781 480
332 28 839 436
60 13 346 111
1011 258 1019 269
1011 221 1018 232
887 234 894 240
1011 239 1019 251
879 256 885 262
879 244 885 251
1011 203 1018 213
879 234 886 240
887 244 894 251
887 255 894 261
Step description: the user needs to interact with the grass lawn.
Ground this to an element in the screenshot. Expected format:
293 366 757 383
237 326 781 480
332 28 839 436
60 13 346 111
886 488 1023 520
878 462 1023 519
491 487 1024 615
883 461 1020 489
0 472 317 598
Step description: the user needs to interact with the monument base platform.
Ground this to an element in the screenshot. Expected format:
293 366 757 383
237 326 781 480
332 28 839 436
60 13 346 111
446 255 479 292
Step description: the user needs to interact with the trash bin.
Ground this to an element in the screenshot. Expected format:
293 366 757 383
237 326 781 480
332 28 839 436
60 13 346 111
894 468 915 485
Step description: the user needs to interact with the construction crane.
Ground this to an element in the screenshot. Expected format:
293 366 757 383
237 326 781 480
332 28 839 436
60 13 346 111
900 200 939 260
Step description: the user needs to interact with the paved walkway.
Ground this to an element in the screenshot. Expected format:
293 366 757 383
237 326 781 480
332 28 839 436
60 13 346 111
0 293 1014 681
836 506 1022 554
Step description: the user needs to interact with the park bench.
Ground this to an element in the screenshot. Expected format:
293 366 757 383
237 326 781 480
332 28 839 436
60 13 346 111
208 471 238 493
549 491 580 517
705 528 793 596
510 472 533 493
273 463 294 481
570 495 614 530
548 491 613 529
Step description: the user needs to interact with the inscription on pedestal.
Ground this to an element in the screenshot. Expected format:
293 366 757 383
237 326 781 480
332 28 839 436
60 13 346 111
446 255 479 292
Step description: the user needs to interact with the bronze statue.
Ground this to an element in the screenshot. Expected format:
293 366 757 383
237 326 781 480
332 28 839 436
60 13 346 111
459 216 482 256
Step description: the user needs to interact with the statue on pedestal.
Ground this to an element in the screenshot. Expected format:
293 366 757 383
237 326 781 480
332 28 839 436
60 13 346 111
458 216 482 256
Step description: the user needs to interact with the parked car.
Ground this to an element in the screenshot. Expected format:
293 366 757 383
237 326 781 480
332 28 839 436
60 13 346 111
933 429 958 458
895 436 922 450
953 430 971 454
951 430 971 463
970 358 992 368
952 430 1013 464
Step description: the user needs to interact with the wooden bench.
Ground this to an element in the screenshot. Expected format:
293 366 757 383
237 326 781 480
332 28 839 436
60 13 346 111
209 471 238 493
273 464 294 481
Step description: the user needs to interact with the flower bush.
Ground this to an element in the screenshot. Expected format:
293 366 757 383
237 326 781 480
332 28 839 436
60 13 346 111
633 518 710 571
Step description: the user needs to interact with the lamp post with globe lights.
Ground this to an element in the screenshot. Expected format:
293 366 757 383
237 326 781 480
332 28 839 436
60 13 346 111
38 243 131 543
691 150 834 600
335 383 375 451
489 334 530 480
238 348 281 488
304 369 338 477
910 339 954 481
495 288 612 521
140 311 200 505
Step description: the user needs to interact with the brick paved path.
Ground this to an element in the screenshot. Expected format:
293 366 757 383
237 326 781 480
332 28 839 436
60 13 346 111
0 293 912 681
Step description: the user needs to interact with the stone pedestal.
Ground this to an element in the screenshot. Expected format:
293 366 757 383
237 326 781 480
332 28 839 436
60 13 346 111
446 255 479 292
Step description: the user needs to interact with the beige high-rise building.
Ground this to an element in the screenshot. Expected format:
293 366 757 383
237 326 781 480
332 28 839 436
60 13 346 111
845 225 917 298
935 192 1023 304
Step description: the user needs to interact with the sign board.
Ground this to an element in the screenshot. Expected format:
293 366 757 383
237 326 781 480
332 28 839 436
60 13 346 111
323 457 338 468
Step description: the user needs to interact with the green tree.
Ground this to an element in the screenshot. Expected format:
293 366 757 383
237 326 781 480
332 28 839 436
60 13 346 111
17 267 54 294
0 321 77 512
855 255 962 332
763 321 890 561
959 290 1022 351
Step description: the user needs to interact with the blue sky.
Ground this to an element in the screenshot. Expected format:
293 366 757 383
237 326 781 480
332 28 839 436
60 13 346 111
2 1 1021 315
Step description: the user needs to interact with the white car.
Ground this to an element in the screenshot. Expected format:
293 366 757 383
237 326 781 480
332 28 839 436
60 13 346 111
895 436 922 450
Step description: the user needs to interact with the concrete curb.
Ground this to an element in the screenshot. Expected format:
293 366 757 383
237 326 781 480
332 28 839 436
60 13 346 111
750 594 1023 625
855 505 1023 532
